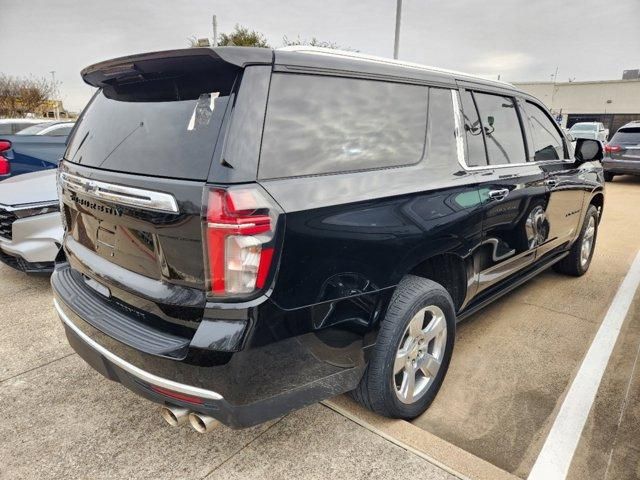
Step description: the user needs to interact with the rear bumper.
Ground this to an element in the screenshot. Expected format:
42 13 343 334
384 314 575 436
603 159 640 176
52 264 371 428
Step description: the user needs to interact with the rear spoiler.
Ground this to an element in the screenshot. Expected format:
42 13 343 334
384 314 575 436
81 47 273 100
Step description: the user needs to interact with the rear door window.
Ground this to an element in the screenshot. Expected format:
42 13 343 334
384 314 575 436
65 90 230 180
259 74 428 179
473 92 526 165
521 101 565 161
459 90 488 167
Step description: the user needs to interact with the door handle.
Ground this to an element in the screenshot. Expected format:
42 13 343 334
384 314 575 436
488 188 510 201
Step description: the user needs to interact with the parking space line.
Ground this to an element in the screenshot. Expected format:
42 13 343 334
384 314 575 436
528 250 640 480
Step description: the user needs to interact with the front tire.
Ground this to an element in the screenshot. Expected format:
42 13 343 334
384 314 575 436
351 275 456 419
553 204 599 276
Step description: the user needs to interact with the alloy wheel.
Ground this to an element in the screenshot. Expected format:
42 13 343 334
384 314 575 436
580 216 596 267
394 305 447 404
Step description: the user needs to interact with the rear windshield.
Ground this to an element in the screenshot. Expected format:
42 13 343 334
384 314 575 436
17 123 53 135
570 124 595 131
611 127 640 143
65 90 230 180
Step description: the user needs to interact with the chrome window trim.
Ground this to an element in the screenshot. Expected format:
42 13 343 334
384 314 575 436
451 89 467 171
59 172 179 214
54 299 223 401
451 89 575 172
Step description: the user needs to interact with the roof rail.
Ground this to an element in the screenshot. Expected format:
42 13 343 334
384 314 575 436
277 46 514 88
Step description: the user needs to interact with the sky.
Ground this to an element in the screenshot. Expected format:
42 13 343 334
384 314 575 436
2 0 639 112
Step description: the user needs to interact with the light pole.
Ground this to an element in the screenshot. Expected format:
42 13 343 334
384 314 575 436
393 0 402 59
212 15 218 47
49 71 59 120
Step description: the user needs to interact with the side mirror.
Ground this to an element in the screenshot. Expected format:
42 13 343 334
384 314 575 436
575 138 603 163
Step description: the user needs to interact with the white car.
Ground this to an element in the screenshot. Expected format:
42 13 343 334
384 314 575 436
0 169 62 274
0 118 51 135
569 122 609 142
16 121 75 137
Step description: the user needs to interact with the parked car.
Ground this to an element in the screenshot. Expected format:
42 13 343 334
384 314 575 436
0 118 51 135
603 121 640 181
569 122 609 142
0 122 73 180
16 121 75 137
0 169 62 274
51 46 605 432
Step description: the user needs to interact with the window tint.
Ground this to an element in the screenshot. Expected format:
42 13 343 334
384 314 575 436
522 101 564 161
426 88 458 167
259 74 428 178
459 90 487 167
65 90 230 180
473 93 526 165
0 124 12 134
612 127 640 143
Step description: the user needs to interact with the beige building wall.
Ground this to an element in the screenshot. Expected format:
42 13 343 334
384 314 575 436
513 79 640 115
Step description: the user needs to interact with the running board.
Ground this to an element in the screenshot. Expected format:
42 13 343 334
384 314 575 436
458 251 570 322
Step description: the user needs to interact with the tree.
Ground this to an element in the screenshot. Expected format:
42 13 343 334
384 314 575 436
0 74 54 118
282 35 356 51
218 24 270 48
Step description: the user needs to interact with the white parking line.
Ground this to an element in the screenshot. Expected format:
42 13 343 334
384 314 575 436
528 250 640 480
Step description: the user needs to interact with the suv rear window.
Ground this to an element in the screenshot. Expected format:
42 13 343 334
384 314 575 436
65 90 230 180
612 127 640 143
259 74 428 179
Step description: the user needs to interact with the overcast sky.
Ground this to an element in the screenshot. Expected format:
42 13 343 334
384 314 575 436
2 0 638 112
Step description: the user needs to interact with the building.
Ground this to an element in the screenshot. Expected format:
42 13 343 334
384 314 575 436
513 78 640 139
39 99 76 119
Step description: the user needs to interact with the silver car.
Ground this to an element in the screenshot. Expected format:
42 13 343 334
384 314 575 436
0 169 62 274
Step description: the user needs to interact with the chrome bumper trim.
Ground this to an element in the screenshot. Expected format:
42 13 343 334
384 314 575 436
54 298 223 401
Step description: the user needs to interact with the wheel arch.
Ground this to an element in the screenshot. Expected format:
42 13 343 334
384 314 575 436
406 253 468 312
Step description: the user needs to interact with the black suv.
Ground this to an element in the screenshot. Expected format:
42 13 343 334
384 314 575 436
52 47 605 431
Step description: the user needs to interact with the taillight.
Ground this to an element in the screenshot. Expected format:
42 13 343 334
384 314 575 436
204 186 281 297
0 140 11 175
604 144 622 154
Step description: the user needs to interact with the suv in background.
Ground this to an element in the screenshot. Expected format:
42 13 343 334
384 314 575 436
52 47 605 431
569 122 609 143
603 121 640 181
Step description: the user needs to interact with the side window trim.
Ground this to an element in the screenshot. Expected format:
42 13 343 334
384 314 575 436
454 89 531 170
451 89 467 170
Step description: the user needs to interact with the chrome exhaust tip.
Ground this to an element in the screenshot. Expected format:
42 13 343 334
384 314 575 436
160 406 190 427
188 412 220 433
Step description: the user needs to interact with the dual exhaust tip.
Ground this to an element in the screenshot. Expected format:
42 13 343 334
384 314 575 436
160 406 220 433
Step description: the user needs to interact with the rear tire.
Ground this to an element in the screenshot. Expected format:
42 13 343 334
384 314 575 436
553 205 599 276
351 275 455 419
604 172 615 182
